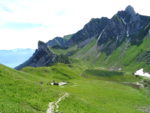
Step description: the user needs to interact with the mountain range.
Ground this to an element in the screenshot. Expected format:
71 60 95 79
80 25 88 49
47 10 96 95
2 5 150 113
16 5 150 73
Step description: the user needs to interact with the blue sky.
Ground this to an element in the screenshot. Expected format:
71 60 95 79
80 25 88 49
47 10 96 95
0 0 150 49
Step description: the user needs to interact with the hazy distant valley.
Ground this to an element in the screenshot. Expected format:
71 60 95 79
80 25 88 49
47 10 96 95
0 49 34 68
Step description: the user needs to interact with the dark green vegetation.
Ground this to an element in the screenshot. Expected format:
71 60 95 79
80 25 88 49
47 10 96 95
1 63 150 113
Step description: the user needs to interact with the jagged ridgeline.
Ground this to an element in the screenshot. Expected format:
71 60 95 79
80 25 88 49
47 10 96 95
16 5 150 71
15 41 69 70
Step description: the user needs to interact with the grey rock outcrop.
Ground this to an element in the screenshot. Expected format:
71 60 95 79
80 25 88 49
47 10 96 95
62 6 150 54
16 5 150 69
47 37 67 49
66 17 110 47
15 41 69 70
125 5 136 16
97 5 150 54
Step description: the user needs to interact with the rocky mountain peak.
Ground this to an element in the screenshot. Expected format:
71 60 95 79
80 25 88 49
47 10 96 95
125 5 136 16
38 41 47 50
97 5 150 55
66 17 109 47
16 5 150 69
16 40 70 70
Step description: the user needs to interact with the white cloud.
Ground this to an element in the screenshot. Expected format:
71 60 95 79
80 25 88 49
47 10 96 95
0 0 150 49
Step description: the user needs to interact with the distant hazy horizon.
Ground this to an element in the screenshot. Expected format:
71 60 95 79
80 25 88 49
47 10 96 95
0 48 35 68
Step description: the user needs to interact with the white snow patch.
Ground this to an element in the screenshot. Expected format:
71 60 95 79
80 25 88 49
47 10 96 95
120 17 126 25
97 29 105 43
116 36 119 41
134 68 150 77
126 30 129 37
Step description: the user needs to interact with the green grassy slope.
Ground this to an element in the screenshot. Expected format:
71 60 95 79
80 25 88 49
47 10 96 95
1 64 150 113
60 79 150 113
57 36 150 73
0 63 84 113
96 36 150 72
0 64 63 113
49 45 78 55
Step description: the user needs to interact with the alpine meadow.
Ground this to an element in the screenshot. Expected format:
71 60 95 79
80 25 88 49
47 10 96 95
1 5 150 113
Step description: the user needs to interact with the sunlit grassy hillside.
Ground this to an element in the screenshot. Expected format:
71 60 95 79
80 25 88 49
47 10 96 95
1 63 150 113
49 36 150 73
